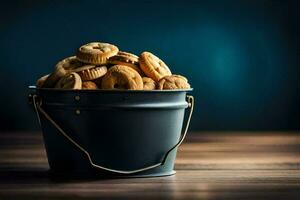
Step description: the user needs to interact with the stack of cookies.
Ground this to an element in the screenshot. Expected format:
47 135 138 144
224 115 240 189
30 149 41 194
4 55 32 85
36 42 191 90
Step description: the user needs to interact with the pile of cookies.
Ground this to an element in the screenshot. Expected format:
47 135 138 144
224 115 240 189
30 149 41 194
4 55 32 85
36 42 191 90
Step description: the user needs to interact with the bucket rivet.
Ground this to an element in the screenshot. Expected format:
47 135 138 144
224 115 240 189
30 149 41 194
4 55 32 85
75 96 80 101
75 109 81 115
28 94 33 104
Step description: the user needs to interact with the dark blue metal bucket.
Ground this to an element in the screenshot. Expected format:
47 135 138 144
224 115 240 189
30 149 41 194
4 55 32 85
28 87 194 178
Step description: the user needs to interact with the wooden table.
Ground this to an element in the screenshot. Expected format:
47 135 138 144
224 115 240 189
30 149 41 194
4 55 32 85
1 132 300 199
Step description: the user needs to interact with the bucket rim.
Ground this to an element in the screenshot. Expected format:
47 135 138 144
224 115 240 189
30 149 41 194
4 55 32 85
29 86 193 93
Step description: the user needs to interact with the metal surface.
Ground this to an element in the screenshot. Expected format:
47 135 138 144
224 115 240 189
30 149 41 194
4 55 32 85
32 94 194 174
29 87 194 177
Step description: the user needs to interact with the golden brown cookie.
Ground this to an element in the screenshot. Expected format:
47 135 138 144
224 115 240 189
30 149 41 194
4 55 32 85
42 68 67 88
70 64 96 73
76 42 119 65
82 81 98 90
173 74 188 82
101 65 143 90
36 74 49 88
108 51 142 74
79 66 107 81
142 77 156 90
43 56 85 88
139 51 172 82
54 56 84 72
93 77 103 88
55 72 82 89
158 75 190 90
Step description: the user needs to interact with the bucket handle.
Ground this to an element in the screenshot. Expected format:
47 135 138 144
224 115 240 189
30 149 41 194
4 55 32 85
31 94 194 174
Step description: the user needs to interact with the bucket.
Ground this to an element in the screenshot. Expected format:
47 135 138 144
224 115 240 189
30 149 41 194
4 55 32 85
28 86 194 178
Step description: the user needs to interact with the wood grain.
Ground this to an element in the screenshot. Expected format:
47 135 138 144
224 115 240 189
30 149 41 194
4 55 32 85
0 131 300 199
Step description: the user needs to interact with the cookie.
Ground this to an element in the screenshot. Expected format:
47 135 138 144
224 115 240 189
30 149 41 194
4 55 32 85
71 64 96 73
158 75 190 90
142 77 156 90
108 51 142 74
36 74 49 88
42 68 67 88
79 66 107 81
93 77 103 88
54 56 84 72
139 51 172 82
76 42 119 65
82 81 98 90
55 72 82 89
101 65 143 90
43 56 85 88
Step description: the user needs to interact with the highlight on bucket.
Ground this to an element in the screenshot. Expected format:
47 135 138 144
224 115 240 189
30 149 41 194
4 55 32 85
29 42 194 178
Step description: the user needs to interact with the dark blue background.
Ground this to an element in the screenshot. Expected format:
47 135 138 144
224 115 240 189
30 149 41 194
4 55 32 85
0 0 299 131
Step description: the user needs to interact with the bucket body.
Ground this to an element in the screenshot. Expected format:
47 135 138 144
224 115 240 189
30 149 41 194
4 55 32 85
30 88 192 178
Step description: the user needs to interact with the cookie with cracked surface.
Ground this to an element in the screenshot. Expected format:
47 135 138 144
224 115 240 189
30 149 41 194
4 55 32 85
79 66 107 81
108 51 142 74
157 75 190 90
76 42 119 65
142 77 156 90
101 65 143 90
55 72 82 89
139 51 171 82
43 56 90 88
